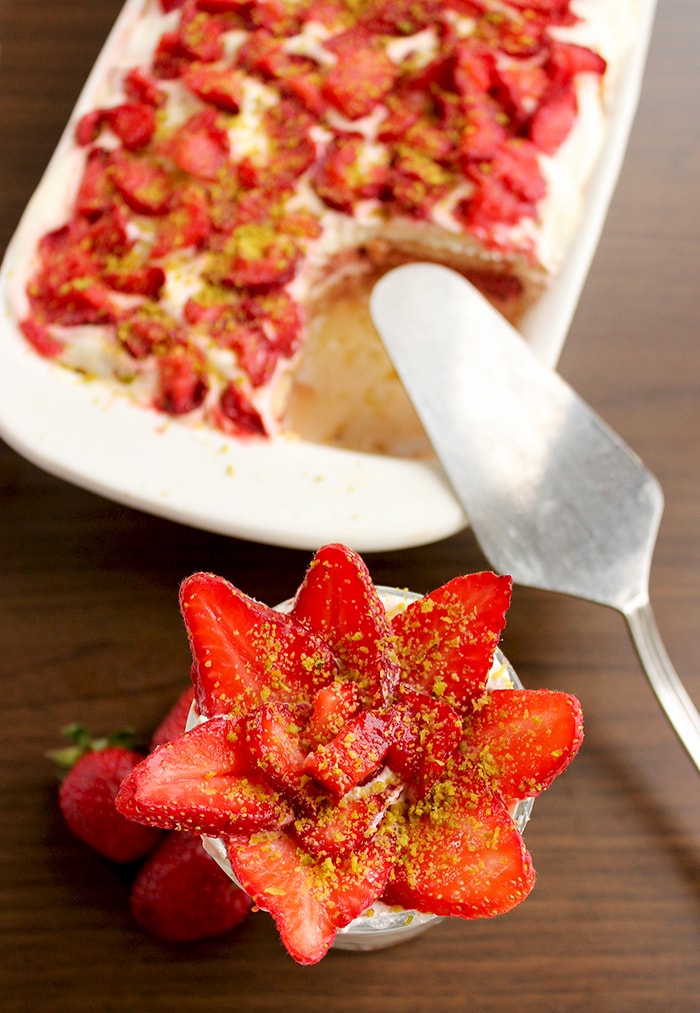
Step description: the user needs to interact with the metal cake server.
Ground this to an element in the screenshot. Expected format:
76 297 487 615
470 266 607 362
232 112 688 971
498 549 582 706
370 262 700 773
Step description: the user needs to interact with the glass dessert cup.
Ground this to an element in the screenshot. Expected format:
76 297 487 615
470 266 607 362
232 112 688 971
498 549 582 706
188 586 535 953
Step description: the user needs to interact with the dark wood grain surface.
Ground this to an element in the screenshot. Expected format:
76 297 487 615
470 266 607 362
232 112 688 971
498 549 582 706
1 2 698 1010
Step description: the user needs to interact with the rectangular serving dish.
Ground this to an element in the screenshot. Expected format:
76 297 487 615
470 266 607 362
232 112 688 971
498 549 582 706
0 0 658 551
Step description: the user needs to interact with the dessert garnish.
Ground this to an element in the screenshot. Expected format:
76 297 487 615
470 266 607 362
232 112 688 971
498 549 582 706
116 543 583 964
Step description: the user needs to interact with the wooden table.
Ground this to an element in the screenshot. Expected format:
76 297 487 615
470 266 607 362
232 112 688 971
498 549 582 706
1 2 698 1010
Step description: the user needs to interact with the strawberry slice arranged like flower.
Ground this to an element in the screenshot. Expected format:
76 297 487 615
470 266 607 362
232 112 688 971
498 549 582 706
226 824 397 965
291 542 400 707
391 571 513 709
116 715 294 836
116 543 583 964
179 570 339 718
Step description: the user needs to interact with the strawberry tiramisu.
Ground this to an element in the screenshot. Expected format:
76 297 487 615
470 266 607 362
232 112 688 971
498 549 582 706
12 0 639 453
116 543 584 964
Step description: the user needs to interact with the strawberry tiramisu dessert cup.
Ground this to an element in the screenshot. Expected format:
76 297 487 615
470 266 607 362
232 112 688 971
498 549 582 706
195 609 537 953
117 543 583 964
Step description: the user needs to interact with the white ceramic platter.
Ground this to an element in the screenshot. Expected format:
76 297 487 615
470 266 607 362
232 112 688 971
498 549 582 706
0 0 657 551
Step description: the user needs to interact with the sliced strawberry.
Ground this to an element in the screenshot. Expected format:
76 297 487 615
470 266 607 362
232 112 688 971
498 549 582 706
80 206 133 258
325 833 397 928
19 318 63 358
242 288 304 357
195 0 250 12
248 0 302 34
182 62 245 112
304 709 392 800
297 0 347 28
245 702 318 812
391 572 512 710
26 249 116 327
463 688 584 799
150 685 196 750
278 69 325 117
388 145 453 218
226 826 395 963
548 39 607 80
212 223 302 291
75 109 103 147
453 38 497 100
116 305 181 360
492 139 546 204
506 0 575 21
312 134 388 213
179 572 339 719
529 80 577 155
155 343 209 415
291 543 399 707
386 687 463 798
216 323 279 387
123 67 168 108
263 101 317 185
475 9 546 58
177 3 225 62
235 28 284 76
459 102 508 164
457 173 534 241
195 0 250 11
169 109 230 180
102 262 166 299
188 289 298 372
377 89 431 143
226 828 335 964
322 45 396 120
403 120 457 167
213 382 268 437
322 24 374 56
492 61 550 129
74 147 115 220
382 762 535 918
293 777 398 859
150 184 210 257
115 716 292 834
104 102 156 150
306 681 360 749
153 30 191 79
109 153 172 215
359 0 442 34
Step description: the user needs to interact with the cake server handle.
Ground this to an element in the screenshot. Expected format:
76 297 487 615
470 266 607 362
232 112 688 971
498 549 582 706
624 600 700 772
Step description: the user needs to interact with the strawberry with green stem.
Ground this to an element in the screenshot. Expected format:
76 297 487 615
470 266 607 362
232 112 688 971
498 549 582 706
50 724 162 864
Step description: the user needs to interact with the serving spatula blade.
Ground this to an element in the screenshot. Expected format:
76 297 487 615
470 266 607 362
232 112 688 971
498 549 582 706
370 263 700 773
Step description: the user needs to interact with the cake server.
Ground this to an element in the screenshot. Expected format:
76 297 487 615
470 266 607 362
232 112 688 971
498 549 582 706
370 263 700 774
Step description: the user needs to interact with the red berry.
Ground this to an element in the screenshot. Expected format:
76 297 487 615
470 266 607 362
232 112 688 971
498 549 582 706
130 832 252 942
53 729 162 863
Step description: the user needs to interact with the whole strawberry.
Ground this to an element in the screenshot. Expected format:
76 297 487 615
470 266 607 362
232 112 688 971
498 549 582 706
130 831 253 942
51 725 162 863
